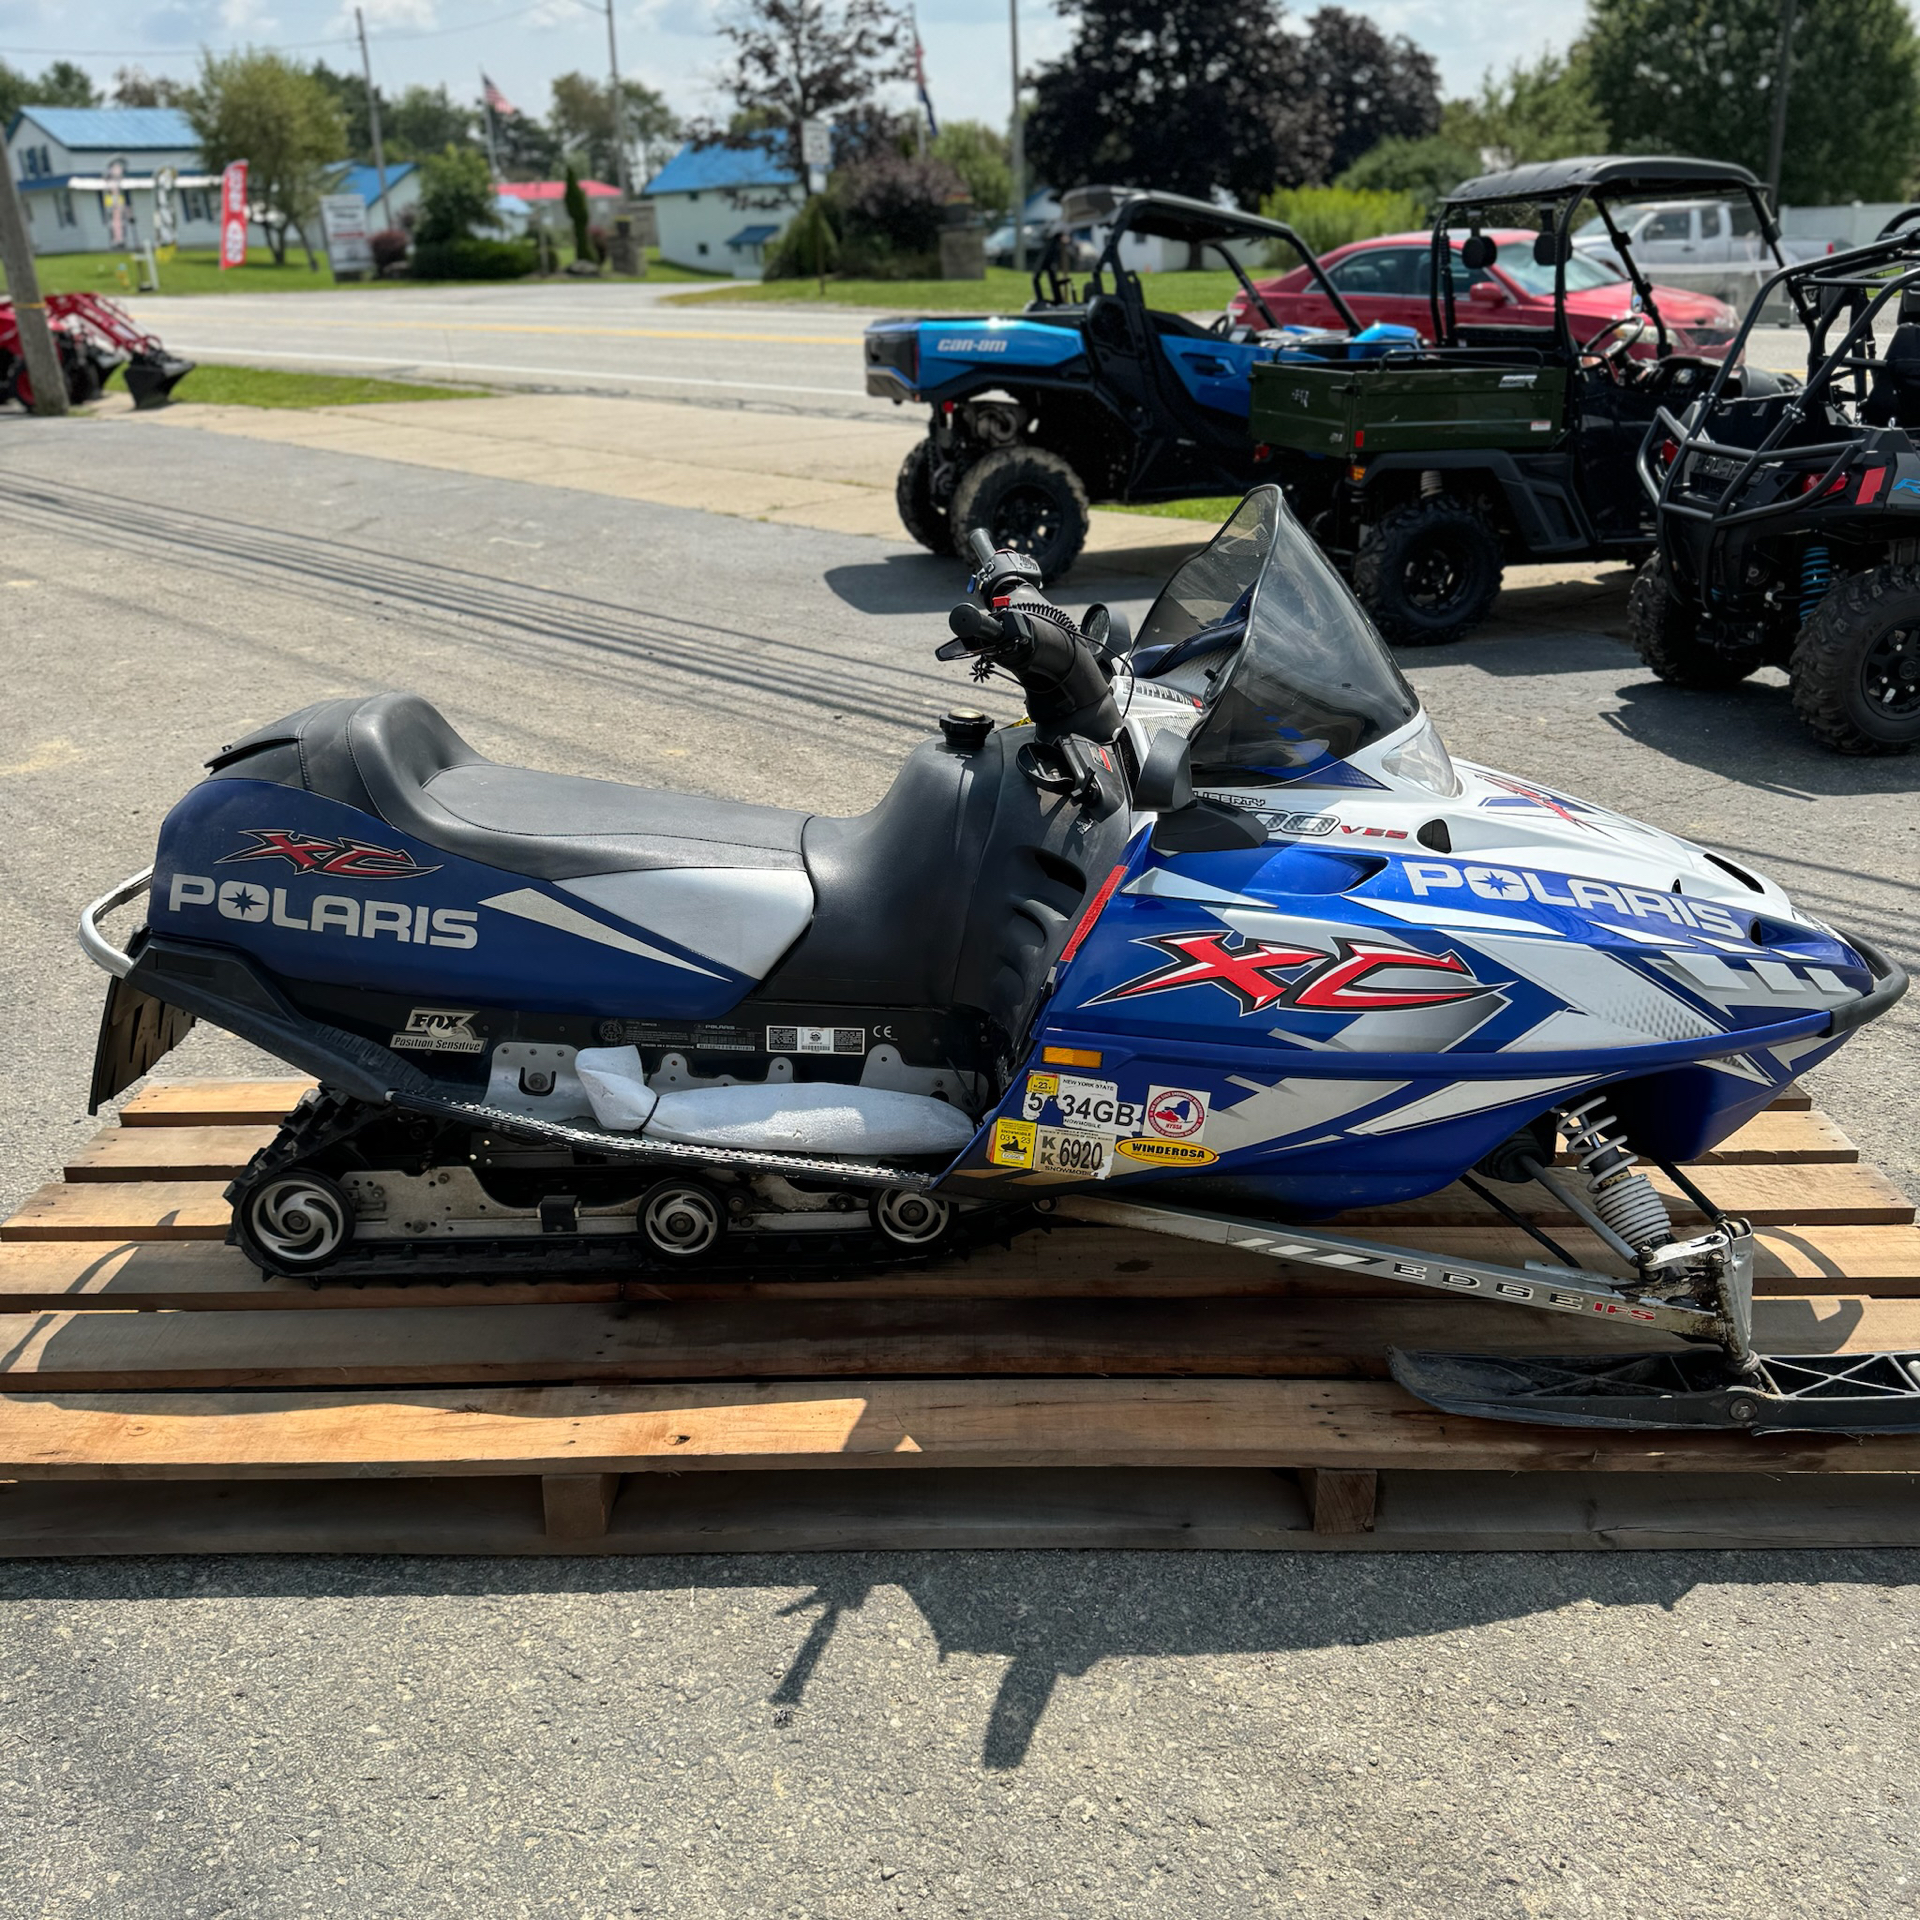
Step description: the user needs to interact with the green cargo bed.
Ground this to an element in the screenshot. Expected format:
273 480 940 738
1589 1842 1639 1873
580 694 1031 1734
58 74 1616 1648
1250 356 1568 459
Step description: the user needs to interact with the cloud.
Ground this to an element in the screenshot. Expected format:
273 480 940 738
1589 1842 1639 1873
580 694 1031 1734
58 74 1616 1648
335 0 438 26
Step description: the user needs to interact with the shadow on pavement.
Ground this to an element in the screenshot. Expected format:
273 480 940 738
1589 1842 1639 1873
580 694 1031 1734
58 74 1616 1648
823 552 1168 618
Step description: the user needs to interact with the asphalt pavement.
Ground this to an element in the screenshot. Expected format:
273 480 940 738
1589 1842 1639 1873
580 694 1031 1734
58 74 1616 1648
1 411 1917 1918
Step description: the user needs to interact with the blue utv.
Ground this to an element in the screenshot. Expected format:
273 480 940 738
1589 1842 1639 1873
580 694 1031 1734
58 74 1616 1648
863 185 1407 580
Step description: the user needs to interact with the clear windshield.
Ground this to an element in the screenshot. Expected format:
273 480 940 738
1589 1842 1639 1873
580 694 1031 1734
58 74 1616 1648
1495 240 1624 295
1134 488 1421 785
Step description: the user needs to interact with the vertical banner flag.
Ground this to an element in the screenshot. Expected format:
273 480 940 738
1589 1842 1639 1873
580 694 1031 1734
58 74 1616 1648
220 160 249 269
104 157 126 248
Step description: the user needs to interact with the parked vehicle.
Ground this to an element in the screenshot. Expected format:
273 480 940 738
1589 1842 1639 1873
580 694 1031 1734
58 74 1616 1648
1247 155 1797 646
0 291 192 410
1638 221 1920 753
78 488 1911 1430
1574 199 1834 277
863 185 1381 581
1229 229 1740 355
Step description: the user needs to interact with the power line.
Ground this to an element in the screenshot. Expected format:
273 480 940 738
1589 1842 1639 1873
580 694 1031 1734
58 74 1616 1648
0 0 589 62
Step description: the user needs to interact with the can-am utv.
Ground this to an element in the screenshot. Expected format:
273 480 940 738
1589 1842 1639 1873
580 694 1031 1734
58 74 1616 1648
1248 156 1789 645
863 186 1386 580
1637 218 1920 753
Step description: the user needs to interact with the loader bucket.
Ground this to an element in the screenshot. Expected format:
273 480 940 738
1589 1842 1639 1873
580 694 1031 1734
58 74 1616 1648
124 352 194 410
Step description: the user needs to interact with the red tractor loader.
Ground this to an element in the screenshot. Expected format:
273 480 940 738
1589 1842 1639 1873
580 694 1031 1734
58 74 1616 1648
0 292 193 410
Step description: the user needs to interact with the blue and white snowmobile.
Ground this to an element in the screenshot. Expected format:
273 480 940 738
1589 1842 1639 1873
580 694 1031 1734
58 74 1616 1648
81 488 1916 1431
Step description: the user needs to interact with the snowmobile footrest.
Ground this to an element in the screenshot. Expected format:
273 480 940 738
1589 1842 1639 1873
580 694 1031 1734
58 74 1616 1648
1389 1347 1920 1433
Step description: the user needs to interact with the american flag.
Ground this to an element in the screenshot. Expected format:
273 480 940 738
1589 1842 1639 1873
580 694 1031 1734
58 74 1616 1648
482 74 518 118
913 26 937 136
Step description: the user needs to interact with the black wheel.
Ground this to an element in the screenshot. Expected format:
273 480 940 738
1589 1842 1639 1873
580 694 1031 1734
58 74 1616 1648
1352 500 1503 645
1628 554 1766 689
233 1169 354 1274
638 1177 724 1259
895 438 950 553
949 446 1090 584
869 1187 953 1249
1791 562 1920 754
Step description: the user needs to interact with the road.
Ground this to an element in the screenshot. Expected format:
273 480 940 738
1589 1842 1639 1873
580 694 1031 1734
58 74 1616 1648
121 281 1811 411
1 411 1918 1918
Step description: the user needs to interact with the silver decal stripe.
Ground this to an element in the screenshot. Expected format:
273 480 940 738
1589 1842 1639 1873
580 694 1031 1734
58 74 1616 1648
478 888 725 978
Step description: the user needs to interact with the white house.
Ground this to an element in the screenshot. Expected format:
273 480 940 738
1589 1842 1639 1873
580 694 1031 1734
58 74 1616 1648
4 107 221 255
329 162 422 234
643 138 803 277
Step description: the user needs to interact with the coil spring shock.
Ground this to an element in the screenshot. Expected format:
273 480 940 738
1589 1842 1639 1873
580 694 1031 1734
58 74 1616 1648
1557 1097 1674 1255
1798 542 1834 624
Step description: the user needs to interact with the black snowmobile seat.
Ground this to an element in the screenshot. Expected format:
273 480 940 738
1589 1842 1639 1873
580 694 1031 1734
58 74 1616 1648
208 693 807 880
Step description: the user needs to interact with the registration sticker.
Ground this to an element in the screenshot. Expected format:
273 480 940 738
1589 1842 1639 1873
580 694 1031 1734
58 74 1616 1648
988 1117 1037 1169
1033 1127 1112 1178
1021 1070 1060 1120
1053 1075 1143 1136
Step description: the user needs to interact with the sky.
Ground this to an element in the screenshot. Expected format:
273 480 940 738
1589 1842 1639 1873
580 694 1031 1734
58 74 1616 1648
0 0 1592 166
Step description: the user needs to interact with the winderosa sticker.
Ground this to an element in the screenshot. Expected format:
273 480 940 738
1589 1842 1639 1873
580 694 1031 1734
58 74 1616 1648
1116 1138 1217 1168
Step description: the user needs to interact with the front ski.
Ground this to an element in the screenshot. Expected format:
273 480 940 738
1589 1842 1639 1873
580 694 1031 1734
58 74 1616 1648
1388 1347 1920 1433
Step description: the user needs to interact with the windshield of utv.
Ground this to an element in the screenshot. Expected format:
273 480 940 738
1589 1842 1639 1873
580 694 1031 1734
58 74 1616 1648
1135 488 1418 785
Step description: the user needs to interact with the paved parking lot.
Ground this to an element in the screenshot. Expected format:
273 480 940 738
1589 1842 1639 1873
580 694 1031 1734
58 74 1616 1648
1 406 1917 1918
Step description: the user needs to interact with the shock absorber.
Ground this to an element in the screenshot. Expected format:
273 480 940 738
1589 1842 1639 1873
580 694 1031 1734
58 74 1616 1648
1556 1097 1673 1255
1798 542 1833 624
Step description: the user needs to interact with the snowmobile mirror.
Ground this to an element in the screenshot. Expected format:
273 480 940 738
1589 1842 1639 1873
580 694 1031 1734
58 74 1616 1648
1459 232 1496 271
1082 603 1133 658
1133 729 1194 812
1532 230 1571 267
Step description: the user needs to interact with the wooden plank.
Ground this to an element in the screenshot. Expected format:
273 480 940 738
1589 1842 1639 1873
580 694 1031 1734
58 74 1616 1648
117 1080 313 1126
1299 1467 1376 1534
3 1376 1919 1477
8 1157 1910 1248
1655 1108 1856 1165
1770 1088 1812 1109
541 1472 622 1541
3 1466 1918 1556
64 1125 274 1183
0 1293 1911 1393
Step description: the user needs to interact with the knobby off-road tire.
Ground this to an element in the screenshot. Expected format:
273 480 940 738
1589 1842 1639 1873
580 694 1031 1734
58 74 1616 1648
1627 554 1765 690
1352 499 1503 646
895 438 949 553
948 446 1090 584
1791 561 1920 755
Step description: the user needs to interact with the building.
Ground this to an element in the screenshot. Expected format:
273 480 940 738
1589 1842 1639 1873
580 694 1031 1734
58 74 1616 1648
330 162 421 233
4 107 219 256
642 138 802 278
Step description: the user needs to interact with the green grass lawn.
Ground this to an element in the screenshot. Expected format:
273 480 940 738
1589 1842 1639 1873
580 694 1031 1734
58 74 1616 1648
104 362 480 408
1105 496 1242 522
5 244 727 296
664 265 1247 314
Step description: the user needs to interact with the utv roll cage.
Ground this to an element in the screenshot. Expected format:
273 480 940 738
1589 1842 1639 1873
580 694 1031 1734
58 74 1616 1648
1640 227 1920 542
1048 185 1362 335
1431 154 1792 360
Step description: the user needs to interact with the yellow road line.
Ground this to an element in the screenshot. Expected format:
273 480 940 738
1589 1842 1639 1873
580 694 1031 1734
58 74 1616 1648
167 316 864 347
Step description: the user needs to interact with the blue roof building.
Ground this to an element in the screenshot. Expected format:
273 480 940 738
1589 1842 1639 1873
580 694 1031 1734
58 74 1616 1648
3 105 218 256
642 137 803 277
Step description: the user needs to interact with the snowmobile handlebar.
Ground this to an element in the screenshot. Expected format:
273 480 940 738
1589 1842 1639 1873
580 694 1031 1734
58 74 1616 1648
940 573 1124 746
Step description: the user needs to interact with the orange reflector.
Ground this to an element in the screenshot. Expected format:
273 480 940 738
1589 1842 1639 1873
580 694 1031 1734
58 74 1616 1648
1042 1046 1102 1068
1348 463 1367 483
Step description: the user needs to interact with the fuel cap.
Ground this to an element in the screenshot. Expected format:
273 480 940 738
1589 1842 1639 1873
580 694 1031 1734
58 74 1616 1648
940 710 995 750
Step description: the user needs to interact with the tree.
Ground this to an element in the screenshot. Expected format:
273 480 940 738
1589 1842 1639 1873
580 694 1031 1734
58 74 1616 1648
416 144 500 244
711 0 911 174
309 60 378 164
1442 50 1607 170
188 50 345 268
495 107 562 180
549 72 679 184
1587 0 1920 202
0 59 102 121
1298 8 1441 180
562 160 593 258
931 120 1011 216
112 67 190 109
388 85 477 160
1026 0 1329 207
1338 134 1483 212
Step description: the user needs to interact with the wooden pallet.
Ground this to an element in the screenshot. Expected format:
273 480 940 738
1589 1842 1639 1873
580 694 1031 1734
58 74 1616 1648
3 1078 1919 1556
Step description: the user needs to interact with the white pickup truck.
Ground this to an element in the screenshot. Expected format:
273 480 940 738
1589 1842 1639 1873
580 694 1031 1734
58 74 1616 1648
1576 198 1832 280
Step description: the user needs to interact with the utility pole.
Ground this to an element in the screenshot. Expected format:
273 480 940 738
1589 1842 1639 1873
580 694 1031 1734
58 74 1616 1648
604 0 632 201
1764 0 1798 204
1008 0 1025 275
355 7 396 232
0 141 67 416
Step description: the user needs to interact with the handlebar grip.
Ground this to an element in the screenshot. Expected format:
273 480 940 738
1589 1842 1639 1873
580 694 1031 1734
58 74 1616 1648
947 602 1003 649
968 529 998 572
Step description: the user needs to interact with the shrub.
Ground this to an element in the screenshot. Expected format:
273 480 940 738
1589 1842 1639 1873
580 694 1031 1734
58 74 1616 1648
836 151 967 278
415 144 500 245
1260 184 1424 260
764 194 839 285
585 223 610 264
370 228 410 278
1338 135 1483 217
410 235 537 281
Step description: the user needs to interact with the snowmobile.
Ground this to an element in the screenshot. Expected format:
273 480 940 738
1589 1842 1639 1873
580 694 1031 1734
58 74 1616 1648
80 488 1917 1431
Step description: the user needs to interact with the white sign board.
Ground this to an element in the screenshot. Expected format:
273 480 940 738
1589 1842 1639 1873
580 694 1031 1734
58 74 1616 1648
320 193 373 275
799 119 832 168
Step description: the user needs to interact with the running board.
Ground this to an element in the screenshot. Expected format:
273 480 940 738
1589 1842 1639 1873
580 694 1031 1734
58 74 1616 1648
1388 1348 1920 1433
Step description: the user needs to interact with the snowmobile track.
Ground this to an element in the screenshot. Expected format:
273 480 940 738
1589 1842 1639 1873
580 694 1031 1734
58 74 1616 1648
3 1079 1920 1554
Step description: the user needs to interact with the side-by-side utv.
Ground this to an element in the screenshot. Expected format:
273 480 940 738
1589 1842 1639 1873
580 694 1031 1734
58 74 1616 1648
1249 156 1795 645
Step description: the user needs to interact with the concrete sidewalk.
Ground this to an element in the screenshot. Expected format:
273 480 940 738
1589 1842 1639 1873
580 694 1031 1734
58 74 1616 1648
135 391 1217 574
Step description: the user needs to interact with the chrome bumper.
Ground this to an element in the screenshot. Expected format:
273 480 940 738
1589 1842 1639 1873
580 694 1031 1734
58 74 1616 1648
77 867 152 980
